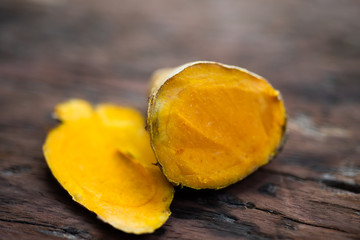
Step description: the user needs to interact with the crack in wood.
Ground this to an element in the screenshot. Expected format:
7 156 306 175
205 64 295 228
0 197 25 205
0 218 92 239
261 169 360 194
257 183 278 197
320 179 360 194
1 165 32 176
37 228 92 240
260 169 315 181
204 192 255 209
171 206 275 239
0 218 58 229
254 207 348 233
308 200 360 212
189 191 352 234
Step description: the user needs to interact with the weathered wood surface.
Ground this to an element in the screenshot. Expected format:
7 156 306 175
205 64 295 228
1 0 359 239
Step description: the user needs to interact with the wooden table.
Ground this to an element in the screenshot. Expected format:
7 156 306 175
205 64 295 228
1 0 359 239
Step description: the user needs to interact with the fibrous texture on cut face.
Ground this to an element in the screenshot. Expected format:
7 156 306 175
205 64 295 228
147 62 287 189
43 99 174 234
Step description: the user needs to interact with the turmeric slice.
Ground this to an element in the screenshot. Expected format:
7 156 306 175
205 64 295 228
147 61 287 189
43 99 174 234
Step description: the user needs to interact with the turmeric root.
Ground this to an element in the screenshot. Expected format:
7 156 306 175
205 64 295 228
43 99 174 234
147 61 287 189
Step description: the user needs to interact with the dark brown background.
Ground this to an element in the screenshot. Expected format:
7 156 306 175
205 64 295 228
1 0 359 239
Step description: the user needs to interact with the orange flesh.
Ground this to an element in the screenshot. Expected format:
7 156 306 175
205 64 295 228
148 62 286 189
43 100 173 234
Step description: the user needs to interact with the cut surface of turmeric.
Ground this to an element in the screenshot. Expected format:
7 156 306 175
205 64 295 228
43 99 174 234
147 61 287 189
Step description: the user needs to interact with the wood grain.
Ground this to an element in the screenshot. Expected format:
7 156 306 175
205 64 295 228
1 0 359 239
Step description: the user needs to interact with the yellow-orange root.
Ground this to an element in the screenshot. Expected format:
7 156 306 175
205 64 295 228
43 99 174 234
147 61 286 189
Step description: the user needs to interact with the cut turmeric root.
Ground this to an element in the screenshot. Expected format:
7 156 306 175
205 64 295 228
147 61 287 189
43 99 174 234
